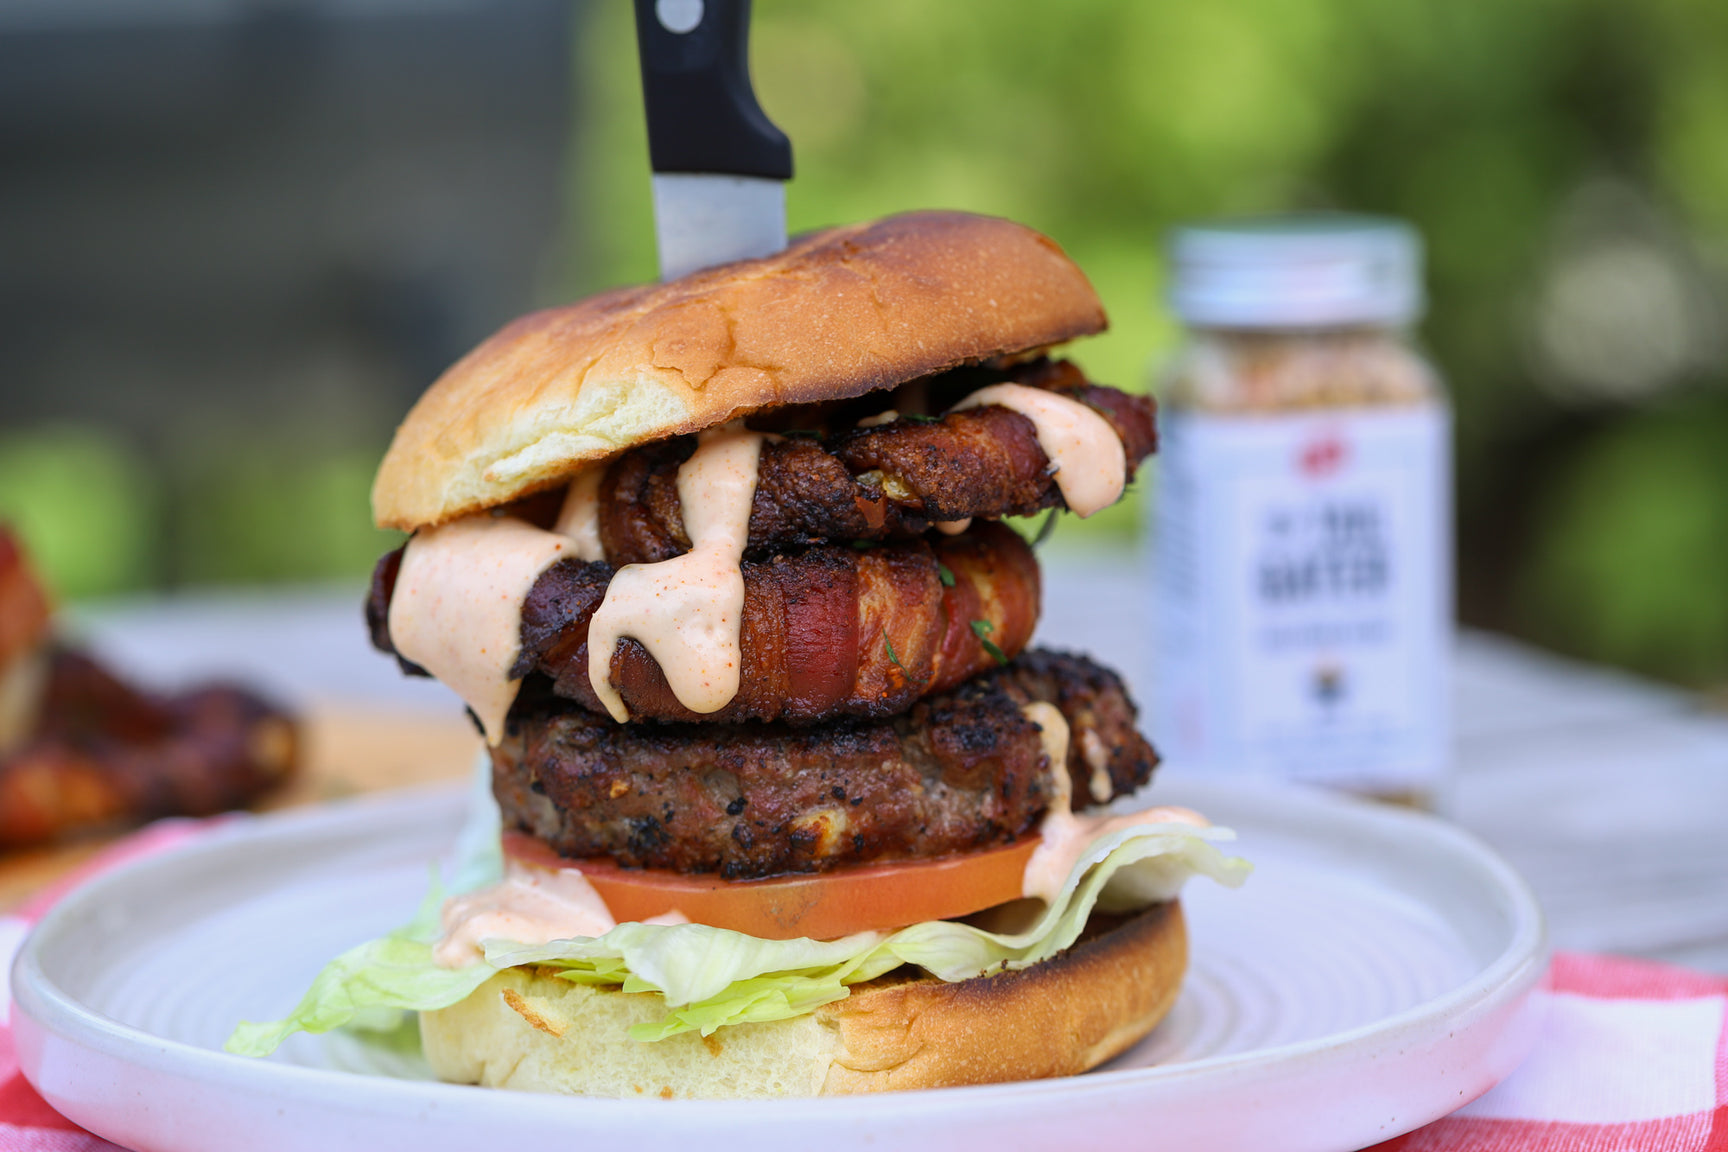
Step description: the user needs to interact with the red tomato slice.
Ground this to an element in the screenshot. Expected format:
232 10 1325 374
502 831 1040 940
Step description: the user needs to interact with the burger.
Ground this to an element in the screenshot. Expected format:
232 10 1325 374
228 210 1246 1097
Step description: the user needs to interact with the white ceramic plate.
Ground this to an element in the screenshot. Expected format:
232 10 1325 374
12 781 1546 1152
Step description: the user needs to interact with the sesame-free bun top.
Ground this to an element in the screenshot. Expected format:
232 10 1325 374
421 901 1185 1098
371 211 1106 531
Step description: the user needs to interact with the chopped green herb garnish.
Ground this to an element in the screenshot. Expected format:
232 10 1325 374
851 539 875 551
884 635 927 682
902 413 939 424
937 563 956 587
970 619 1008 665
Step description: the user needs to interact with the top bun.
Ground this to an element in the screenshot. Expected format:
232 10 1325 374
371 211 1106 531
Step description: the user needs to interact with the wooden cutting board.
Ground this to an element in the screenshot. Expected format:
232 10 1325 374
0 705 480 911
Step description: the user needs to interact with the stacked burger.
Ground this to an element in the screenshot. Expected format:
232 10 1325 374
232 211 1245 1097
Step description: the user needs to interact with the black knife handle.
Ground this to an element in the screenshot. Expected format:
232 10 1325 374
632 0 793 180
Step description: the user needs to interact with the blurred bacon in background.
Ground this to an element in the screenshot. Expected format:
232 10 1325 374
2 0 1727 693
0 531 53 753
0 526 297 847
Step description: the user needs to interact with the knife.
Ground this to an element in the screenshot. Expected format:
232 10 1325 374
633 0 793 281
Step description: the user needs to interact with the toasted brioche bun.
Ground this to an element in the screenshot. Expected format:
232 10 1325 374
372 211 1106 531
420 901 1183 1099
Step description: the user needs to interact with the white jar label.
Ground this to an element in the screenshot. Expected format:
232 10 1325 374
1151 405 1451 791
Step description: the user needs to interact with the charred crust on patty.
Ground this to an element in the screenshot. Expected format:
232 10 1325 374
491 650 1156 879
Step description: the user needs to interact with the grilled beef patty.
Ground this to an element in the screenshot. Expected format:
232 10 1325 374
492 650 1156 879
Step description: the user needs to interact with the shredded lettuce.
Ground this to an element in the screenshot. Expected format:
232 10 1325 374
226 873 496 1057
226 776 1249 1055
226 763 508 1058
493 822 1247 1040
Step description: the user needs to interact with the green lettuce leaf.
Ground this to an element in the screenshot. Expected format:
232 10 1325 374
226 815 1248 1054
496 821 1248 1040
225 873 496 1057
226 764 512 1057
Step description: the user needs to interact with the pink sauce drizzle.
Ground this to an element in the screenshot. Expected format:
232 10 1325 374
1019 701 1207 903
951 384 1126 517
585 424 766 722
553 467 606 562
388 516 573 745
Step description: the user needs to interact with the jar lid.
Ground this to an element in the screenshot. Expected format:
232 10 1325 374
1167 215 1424 328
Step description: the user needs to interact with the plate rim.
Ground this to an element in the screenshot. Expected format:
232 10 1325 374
11 779 1549 1120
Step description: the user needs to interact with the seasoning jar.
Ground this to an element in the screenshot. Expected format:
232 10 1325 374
1149 216 1451 805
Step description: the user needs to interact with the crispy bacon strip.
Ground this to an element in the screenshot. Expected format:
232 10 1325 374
599 359 1156 564
368 522 1041 726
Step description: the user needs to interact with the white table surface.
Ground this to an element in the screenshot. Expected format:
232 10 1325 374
66 557 1728 974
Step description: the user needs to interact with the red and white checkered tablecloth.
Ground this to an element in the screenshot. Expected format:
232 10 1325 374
0 820 211 1152
1368 952 1728 1152
0 822 1723 1152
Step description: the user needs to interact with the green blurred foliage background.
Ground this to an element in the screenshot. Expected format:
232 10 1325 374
569 0 1728 686
6 0 1728 688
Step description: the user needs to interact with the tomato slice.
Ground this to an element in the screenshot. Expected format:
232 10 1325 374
502 831 1040 941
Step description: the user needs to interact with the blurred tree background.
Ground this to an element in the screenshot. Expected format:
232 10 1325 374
4 0 1728 688
572 0 1728 687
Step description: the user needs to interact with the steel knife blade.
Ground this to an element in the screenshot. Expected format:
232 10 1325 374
633 0 792 281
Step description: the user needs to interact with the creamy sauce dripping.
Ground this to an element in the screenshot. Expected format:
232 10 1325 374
434 860 617 967
434 861 693 967
951 384 1127 518
934 517 973 535
586 424 766 722
1020 701 1207 903
388 516 573 745
553 467 606 562
1080 728 1114 803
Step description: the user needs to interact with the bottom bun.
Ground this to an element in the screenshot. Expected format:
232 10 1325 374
421 900 1185 1098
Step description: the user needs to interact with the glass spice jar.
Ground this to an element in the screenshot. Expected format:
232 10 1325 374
1150 216 1451 806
